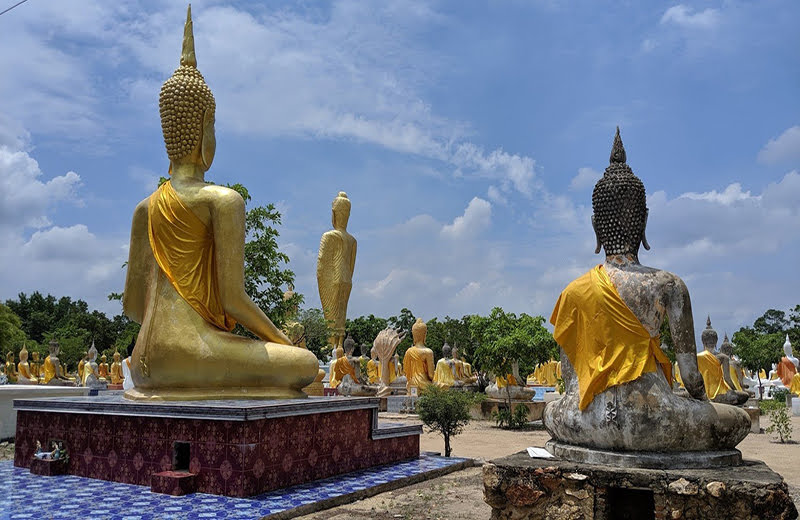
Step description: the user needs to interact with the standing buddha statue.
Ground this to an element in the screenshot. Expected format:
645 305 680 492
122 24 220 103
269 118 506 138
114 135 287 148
403 318 435 393
121 6 318 400
317 192 357 353
544 128 749 454
110 350 125 385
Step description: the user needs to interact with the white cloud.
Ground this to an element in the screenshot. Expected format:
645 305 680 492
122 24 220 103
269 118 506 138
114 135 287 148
487 185 508 205
441 197 492 239
569 167 601 191
661 5 721 29
758 126 800 165
679 183 757 205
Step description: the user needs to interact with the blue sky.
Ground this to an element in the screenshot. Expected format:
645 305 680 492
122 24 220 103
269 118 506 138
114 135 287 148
0 0 798 346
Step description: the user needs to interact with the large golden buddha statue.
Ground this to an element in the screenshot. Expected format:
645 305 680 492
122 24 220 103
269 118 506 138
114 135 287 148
121 6 318 400
316 192 357 352
544 129 749 454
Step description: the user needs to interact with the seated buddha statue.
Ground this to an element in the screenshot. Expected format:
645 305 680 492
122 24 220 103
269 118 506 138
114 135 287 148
777 334 798 387
453 345 477 385
544 128 750 453
16 345 37 385
43 340 75 386
5 351 18 384
486 360 535 400
30 351 41 381
433 343 458 388
403 318 435 393
77 351 88 386
121 7 318 400
98 354 110 381
366 347 379 384
691 317 748 405
110 350 125 385
719 333 747 392
328 345 357 389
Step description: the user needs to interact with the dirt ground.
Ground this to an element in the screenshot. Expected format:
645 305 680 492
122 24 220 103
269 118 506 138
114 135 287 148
298 414 800 520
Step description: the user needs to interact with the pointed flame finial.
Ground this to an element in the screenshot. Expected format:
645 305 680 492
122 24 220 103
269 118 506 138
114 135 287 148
180 4 197 68
609 126 627 164
706 315 712 328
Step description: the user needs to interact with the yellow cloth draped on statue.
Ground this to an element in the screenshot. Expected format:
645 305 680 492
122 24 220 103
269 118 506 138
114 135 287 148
329 357 356 388
550 265 672 411
729 365 743 391
404 348 433 389
777 357 797 387
790 373 800 396
695 350 731 400
148 181 236 332
43 357 56 384
433 359 455 388
366 359 379 384
532 360 560 386
496 374 517 388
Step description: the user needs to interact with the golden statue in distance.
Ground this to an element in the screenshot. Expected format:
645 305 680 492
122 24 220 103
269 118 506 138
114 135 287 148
121 5 318 400
317 191 357 351
16 345 38 384
110 350 125 385
403 318 435 392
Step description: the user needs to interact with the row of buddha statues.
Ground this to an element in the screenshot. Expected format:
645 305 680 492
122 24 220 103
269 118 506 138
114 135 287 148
2 340 126 388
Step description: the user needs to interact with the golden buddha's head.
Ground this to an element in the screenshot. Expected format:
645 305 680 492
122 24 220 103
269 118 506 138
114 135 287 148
335 346 345 359
113 350 121 362
411 318 427 346
101 354 107 363
159 5 216 172
6 351 13 362
331 191 351 230
19 345 28 362
591 127 650 257
32 351 40 362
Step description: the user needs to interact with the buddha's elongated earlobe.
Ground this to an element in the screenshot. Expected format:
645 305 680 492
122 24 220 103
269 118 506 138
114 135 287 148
641 209 651 251
592 215 602 254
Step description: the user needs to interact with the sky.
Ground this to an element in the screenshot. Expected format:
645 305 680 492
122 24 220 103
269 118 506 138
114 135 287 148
0 0 798 347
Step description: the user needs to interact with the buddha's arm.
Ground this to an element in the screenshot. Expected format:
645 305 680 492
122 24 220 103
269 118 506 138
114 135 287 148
425 351 435 379
316 233 338 318
122 200 152 324
666 276 707 400
212 191 292 346
720 356 737 390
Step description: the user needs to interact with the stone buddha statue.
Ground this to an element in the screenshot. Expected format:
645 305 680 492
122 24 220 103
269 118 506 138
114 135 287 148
328 345 356 389
16 345 37 385
719 333 747 392
453 345 477 385
110 350 125 385
544 128 750 454
317 191 357 353
693 317 748 405
486 360 535 400
82 342 107 389
403 318 435 393
433 343 458 388
43 340 74 386
5 351 18 384
121 7 318 400
777 334 798 387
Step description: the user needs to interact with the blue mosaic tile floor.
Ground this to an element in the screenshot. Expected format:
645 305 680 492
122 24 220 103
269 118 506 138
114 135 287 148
0 455 468 520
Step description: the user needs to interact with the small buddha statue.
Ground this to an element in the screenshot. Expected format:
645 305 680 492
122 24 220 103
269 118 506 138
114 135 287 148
776 334 798 387
83 342 106 389
43 340 75 386
433 343 458 388
366 347 379 384
544 128 750 453
110 350 125 385
282 285 326 394
16 345 37 385
77 351 88 386
317 191 357 352
121 6 318 400
393 352 403 375
693 317 748 405
403 318 435 393
5 351 18 384
453 345 477 385
486 360 535 400
98 354 110 381
328 345 357 389
719 333 747 392
30 351 41 382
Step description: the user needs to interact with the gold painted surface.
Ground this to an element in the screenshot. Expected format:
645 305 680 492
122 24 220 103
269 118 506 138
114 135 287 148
403 318 435 392
550 265 672 410
790 373 800 396
366 358 379 384
5 352 17 383
16 346 36 383
316 192 357 351
110 351 124 385
433 359 455 388
121 6 317 401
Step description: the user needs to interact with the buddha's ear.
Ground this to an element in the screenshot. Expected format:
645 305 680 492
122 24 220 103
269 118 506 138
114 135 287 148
641 209 651 251
591 215 602 254
200 108 216 170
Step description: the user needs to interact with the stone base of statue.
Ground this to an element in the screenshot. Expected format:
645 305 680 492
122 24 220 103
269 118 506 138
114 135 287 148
483 451 798 520
338 374 379 397
29 456 69 476
13 394 421 497
471 399 546 422
486 384 535 401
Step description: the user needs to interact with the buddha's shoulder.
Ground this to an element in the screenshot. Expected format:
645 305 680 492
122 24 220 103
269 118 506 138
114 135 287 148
198 184 245 207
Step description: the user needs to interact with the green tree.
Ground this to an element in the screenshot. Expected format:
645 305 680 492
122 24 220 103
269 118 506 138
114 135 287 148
0 303 26 354
345 314 388 348
299 308 332 360
417 385 475 457
754 309 788 335
471 308 558 409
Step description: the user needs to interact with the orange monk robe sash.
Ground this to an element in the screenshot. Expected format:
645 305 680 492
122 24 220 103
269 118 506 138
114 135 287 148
777 357 798 387
148 181 236 332
550 265 672 411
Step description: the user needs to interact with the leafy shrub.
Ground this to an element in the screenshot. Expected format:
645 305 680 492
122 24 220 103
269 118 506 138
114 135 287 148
417 386 477 457
493 404 530 429
766 406 793 443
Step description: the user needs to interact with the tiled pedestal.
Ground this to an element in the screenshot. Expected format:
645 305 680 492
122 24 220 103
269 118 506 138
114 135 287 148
13 395 420 497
